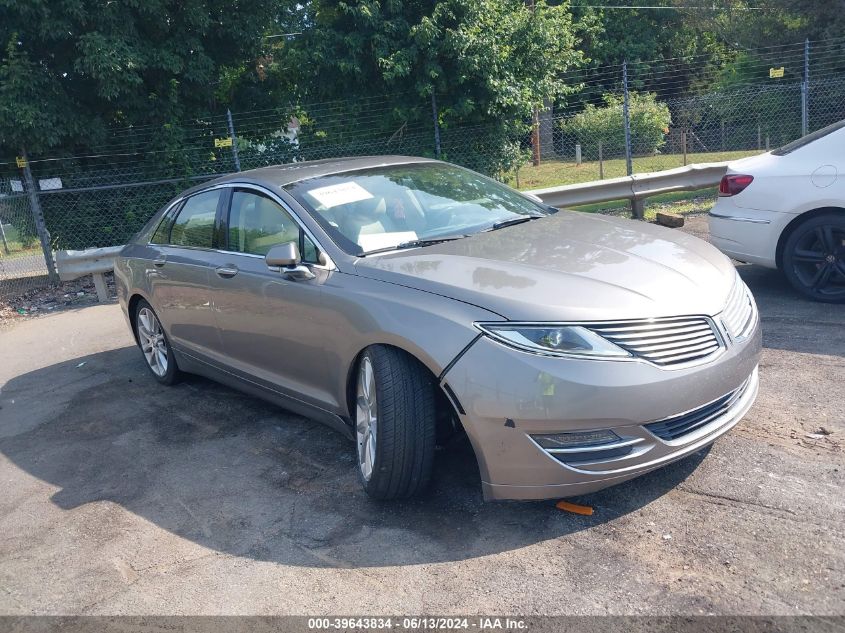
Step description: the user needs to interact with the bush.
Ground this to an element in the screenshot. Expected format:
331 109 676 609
559 92 671 157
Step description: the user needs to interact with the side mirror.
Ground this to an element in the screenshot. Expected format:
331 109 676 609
265 242 300 267
265 241 315 281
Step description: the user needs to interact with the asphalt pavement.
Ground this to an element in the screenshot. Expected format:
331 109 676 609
0 215 842 615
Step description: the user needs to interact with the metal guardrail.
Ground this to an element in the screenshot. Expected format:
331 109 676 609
526 161 730 215
55 246 123 302
52 161 731 303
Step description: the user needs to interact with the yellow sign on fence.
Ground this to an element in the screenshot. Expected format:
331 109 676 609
214 137 233 148
16 156 27 168
769 67 785 78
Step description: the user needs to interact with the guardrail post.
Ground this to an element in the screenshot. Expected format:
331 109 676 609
92 273 109 302
631 198 645 220
20 148 58 282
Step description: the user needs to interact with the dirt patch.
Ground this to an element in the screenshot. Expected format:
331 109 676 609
0 273 117 330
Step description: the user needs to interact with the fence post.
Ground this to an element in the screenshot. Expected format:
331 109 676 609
721 121 726 151
622 61 633 177
682 131 687 166
801 38 810 136
227 109 241 172
598 141 604 179
19 148 58 281
531 107 541 167
0 219 9 254
575 144 582 165
622 61 638 218
431 93 442 160
757 123 762 150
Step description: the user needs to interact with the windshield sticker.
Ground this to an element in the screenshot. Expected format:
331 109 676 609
358 231 418 252
308 181 373 208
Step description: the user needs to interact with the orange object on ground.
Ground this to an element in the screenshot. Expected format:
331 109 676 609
555 500 594 515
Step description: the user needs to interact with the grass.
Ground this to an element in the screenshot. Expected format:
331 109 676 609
499 149 756 221
507 149 760 191
0 224 41 260
574 187 719 220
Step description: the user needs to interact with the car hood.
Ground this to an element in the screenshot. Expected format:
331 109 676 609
352 211 737 322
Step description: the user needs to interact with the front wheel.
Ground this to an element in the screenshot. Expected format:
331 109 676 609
782 213 845 303
355 346 437 500
134 300 180 384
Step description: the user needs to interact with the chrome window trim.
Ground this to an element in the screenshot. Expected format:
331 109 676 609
147 181 336 271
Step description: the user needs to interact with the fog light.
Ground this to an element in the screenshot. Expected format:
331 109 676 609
532 430 620 450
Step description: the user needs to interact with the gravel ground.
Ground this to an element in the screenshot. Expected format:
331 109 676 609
0 216 842 616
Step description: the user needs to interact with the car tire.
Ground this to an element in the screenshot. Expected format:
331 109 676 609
782 213 845 303
354 345 437 500
134 299 180 385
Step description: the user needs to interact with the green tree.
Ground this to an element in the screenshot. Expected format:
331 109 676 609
0 0 290 157
279 0 585 174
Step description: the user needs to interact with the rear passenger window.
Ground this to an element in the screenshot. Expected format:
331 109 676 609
151 202 181 244
169 190 219 248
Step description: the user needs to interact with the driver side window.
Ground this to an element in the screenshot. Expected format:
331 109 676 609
228 191 306 258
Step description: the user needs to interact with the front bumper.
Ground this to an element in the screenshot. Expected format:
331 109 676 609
441 320 761 501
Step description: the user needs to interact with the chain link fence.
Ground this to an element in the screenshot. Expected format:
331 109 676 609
2 45 845 299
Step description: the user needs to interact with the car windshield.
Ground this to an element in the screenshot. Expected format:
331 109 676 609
284 163 549 256
772 119 845 156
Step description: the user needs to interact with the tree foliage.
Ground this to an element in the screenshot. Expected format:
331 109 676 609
560 92 671 156
0 0 288 155
272 0 584 173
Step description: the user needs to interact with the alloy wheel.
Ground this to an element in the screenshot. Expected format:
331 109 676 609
790 224 845 300
137 307 169 377
355 356 378 481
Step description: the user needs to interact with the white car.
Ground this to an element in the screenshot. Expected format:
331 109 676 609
709 119 845 303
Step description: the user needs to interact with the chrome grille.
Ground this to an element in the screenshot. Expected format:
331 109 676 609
587 317 722 367
645 377 751 441
721 278 756 340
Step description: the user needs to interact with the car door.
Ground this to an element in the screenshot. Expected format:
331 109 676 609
147 188 225 361
207 187 335 409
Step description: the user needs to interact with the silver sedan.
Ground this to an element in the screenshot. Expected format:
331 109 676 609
115 156 761 501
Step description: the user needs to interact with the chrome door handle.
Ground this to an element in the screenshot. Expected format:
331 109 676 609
215 265 239 278
153 256 167 267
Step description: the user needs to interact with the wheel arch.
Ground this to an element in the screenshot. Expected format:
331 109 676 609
344 341 468 446
126 291 154 345
775 206 845 269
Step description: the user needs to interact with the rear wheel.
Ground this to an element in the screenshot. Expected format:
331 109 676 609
355 346 436 500
782 213 845 303
134 300 180 384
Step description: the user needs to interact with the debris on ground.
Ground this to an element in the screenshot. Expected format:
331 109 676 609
0 273 117 329
555 500 594 516
656 212 685 228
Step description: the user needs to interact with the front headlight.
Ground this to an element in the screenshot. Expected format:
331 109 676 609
476 323 631 359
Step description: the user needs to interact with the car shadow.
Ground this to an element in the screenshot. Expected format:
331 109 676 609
0 346 710 569
736 264 844 358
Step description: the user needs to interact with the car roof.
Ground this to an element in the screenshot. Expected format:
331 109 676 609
183 155 438 197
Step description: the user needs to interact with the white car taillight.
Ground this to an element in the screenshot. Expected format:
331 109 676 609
719 174 754 196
